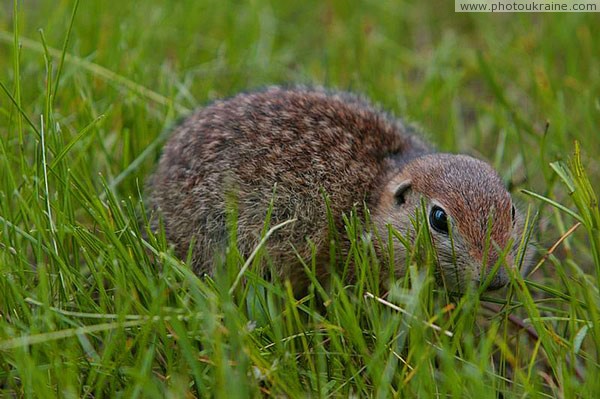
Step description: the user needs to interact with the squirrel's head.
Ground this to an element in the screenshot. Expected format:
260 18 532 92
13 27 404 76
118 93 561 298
373 154 535 293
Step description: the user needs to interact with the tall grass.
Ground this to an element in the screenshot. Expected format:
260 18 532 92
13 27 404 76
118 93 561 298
1 0 599 397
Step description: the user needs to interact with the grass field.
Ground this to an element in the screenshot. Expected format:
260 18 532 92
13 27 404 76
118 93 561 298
1 0 599 397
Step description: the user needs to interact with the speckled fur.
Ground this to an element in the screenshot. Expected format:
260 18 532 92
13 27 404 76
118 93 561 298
148 86 533 292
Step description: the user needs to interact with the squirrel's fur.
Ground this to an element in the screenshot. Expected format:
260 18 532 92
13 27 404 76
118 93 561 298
148 86 534 292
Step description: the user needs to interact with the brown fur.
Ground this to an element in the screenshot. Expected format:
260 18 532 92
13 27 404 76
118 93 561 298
148 86 534 292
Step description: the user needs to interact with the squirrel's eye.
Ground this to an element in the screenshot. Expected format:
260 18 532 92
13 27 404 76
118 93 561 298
429 205 449 234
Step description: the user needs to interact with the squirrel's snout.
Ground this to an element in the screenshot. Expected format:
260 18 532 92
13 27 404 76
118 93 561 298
478 249 512 290
485 268 510 290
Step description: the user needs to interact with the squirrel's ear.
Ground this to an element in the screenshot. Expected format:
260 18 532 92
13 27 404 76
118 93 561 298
393 180 412 206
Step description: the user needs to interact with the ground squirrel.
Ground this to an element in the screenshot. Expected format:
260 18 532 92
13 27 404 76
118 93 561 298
148 86 534 292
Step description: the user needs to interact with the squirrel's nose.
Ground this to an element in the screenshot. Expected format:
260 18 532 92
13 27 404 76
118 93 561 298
485 269 509 290
466 240 517 291
481 251 512 290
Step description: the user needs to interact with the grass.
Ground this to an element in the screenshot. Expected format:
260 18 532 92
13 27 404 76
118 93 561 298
1 0 599 397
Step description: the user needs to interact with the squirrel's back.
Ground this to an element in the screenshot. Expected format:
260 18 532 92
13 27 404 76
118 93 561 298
149 86 431 280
